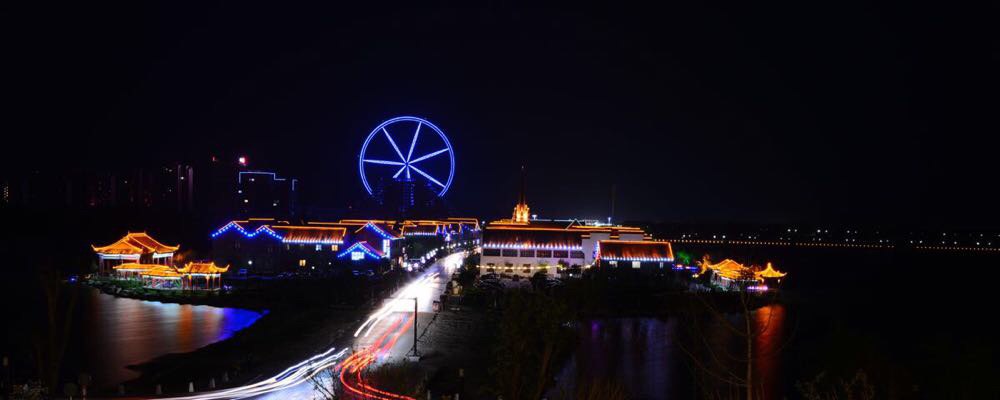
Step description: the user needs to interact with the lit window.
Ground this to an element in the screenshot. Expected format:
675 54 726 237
351 251 364 261
315 244 322 251
609 261 617 266
299 259 306 267
632 261 641 269
331 244 338 251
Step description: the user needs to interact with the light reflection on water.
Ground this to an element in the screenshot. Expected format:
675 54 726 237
549 318 685 399
754 304 786 399
550 309 787 400
79 288 262 386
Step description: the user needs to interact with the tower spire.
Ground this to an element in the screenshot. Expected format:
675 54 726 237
518 165 526 206
513 166 530 223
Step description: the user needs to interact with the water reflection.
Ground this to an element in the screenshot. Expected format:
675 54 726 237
79 288 262 387
549 318 686 399
754 304 786 399
550 308 787 400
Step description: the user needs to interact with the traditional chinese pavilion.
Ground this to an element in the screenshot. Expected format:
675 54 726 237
112 261 229 290
696 256 787 291
92 232 179 275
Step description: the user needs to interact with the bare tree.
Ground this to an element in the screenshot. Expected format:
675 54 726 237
308 368 340 400
33 266 77 392
678 274 792 400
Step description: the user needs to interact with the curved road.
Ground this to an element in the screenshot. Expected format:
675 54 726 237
158 251 465 400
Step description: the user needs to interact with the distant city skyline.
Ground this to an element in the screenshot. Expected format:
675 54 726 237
4 3 994 227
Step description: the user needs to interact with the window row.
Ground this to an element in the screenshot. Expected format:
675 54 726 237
482 249 584 259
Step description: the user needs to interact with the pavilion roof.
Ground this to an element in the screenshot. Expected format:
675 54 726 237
140 265 184 278
113 263 162 271
755 262 787 279
93 232 179 255
597 240 674 261
700 258 761 281
177 261 230 274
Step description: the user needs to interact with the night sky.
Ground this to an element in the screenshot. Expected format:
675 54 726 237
4 2 993 226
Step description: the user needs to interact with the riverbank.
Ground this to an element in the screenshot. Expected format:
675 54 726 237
116 304 366 396
85 277 269 311
107 270 412 396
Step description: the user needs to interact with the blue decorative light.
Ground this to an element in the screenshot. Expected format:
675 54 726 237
359 116 455 197
404 232 439 237
282 239 344 245
358 222 400 240
238 171 298 191
337 241 383 260
211 222 284 241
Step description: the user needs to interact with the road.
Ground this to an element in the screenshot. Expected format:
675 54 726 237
159 251 466 400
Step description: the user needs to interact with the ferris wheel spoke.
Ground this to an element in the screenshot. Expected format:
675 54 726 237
409 148 449 164
392 165 407 179
409 165 445 188
382 127 407 161
406 122 422 162
363 159 404 166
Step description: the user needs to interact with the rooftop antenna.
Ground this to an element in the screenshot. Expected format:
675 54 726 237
518 165 527 206
609 183 616 225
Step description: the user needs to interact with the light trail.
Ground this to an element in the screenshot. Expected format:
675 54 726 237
355 272 439 337
154 251 464 400
160 346 348 400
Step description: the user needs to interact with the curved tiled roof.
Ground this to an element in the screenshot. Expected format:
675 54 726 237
93 232 179 255
177 261 230 274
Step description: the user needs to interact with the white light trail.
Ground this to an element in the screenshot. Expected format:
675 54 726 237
355 271 439 337
160 347 348 400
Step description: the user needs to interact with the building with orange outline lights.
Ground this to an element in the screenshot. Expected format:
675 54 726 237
93 232 179 275
595 240 675 270
210 217 479 274
112 261 229 290
481 169 656 277
696 256 787 290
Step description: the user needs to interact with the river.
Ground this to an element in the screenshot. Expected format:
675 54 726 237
6 286 263 391
548 247 1000 399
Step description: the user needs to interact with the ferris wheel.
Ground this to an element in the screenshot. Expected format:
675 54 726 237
358 116 455 197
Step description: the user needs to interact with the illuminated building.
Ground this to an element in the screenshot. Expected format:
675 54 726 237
113 261 229 290
211 217 479 275
594 240 675 270
93 232 179 275
695 256 787 291
480 171 653 277
237 170 298 219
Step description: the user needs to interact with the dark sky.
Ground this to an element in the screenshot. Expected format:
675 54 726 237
4 2 994 227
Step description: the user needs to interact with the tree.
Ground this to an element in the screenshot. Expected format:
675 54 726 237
490 291 573 400
678 288 790 400
33 266 77 392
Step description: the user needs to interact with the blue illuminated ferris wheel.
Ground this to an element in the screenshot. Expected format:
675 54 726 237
359 116 455 197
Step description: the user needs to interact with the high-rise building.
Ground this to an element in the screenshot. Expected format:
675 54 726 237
236 170 298 219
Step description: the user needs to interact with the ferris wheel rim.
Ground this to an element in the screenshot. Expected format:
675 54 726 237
358 116 455 197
